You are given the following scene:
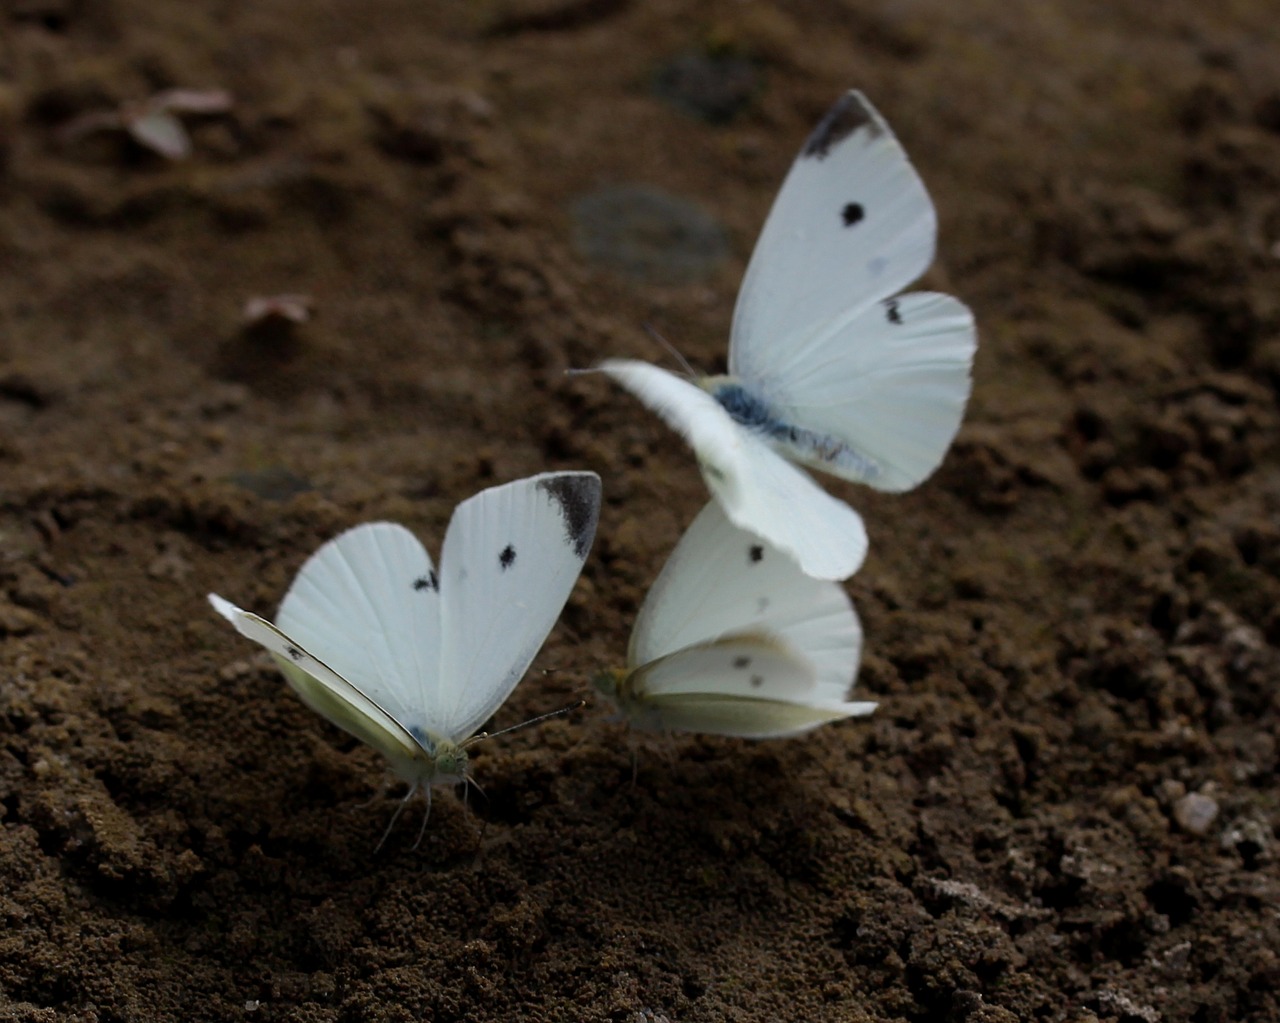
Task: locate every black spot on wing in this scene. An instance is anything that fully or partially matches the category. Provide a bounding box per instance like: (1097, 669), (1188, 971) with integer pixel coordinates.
(499, 544), (516, 570)
(750, 674), (764, 688)
(537, 474), (601, 560)
(842, 202), (864, 227)
(749, 544), (764, 564)
(733, 655), (751, 669)
(885, 299), (902, 325)
(802, 91), (883, 160)
(286, 645), (303, 661)
(412, 570), (439, 592)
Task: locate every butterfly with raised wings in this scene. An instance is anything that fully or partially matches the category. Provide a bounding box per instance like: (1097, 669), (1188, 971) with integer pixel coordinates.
(599, 91), (976, 581)
(208, 471), (602, 844)
(596, 501), (875, 738)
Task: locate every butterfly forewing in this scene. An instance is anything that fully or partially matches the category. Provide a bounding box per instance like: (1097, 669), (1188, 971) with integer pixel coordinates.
(207, 594), (424, 766)
(274, 522), (445, 741)
(635, 637), (816, 700)
(436, 472), (601, 740)
(730, 91), (937, 386)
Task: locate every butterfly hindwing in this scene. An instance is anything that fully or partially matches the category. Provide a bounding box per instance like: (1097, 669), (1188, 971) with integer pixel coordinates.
(763, 291), (976, 491)
(629, 691), (874, 739)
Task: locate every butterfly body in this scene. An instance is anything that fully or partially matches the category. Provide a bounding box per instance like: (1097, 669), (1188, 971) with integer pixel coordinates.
(705, 376), (882, 483)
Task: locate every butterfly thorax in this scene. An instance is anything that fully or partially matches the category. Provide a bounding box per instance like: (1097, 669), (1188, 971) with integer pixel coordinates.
(702, 376), (881, 482)
(592, 667), (626, 703)
(402, 729), (469, 786)
(595, 667), (655, 718)
(594, 666), (667, 731)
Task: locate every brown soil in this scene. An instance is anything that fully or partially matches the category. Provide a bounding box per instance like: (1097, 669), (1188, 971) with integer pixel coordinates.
(2, 2), (1278, 1021)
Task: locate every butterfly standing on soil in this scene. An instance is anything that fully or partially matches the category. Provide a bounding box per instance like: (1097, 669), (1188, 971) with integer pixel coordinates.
(598, 90), (977, 581)
(208, 471), (602, 846)
(595, 501), (875, 738)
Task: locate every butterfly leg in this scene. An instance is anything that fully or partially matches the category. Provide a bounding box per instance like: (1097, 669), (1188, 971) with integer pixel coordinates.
(374, 782), (419, 853)
(410, 784), (433, 851)
(355, 775), (394, 809)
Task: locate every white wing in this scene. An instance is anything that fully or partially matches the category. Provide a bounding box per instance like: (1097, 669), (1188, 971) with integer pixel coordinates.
(599, 359), (867, 580)
(207, 593), (427, 771)
(272, 522), (445, 742)
(631, 501), (862, 702)
(763, 292), (976, 492)
(435, 471), (601, 741)
(730, 90), (938, 384)
(630, 694), (874, 739)
(625, 640), (876, 739)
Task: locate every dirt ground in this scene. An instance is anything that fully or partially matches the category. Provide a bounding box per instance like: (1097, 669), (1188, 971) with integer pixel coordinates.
(1, 1), (1278, 1021)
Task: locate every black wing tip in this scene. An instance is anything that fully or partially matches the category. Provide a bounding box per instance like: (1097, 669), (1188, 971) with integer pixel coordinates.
(801, 90), (886, 160)
(537, 472), (602, 559)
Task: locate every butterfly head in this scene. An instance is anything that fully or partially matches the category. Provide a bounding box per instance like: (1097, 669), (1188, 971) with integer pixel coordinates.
(404, 727), (470, 786)
(595, 666), (653, 720)
(592, 666), (628, 702)
(426, 739), (470, 785)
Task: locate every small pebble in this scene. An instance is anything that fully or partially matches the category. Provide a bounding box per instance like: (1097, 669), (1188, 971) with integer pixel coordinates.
(1173, 792), (1219, 835)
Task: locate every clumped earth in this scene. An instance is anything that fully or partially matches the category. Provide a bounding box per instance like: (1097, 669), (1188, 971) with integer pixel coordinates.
(1, 2), (1278, 1021)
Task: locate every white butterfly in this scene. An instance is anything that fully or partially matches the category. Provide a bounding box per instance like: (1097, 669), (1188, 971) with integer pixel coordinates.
(596, 501), (875, 739)
(599, 90), (976, 580)
(208, 471), (602, 842)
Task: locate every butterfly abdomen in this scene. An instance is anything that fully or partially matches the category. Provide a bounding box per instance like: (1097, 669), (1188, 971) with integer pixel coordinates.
(709, 381), (880, 482)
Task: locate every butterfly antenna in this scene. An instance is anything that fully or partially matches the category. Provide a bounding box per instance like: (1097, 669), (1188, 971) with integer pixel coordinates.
(643, 322), (697, 380)
(411, 785), (433, 851)
(463, 700), (586, 745)
(375, 782), (418, 854)
(458, 775), (489, 851)
(564, 324), (695, 379)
